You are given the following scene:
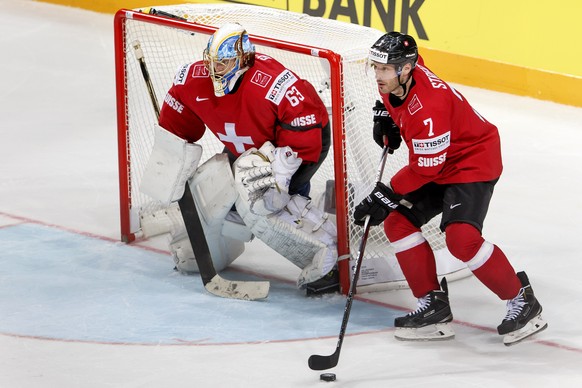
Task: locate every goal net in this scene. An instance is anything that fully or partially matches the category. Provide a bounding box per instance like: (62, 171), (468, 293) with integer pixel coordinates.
(114, 3), (469, 293)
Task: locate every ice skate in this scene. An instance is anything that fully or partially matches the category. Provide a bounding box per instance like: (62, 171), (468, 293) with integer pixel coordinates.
(498, 271), (547, 346)
(305, 269), (340, 296)
(394, 278), (455, 341)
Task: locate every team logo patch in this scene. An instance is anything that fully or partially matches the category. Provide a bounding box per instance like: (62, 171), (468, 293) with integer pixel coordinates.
(251, 70), (272, 88)
(256, 54), (272, 61)
(192, 64), (208, 78)
(174, 64), (191, 85)
(412, 131), (451, 155)
(266, 70), (298, 105)
(408, 94), (422, 115)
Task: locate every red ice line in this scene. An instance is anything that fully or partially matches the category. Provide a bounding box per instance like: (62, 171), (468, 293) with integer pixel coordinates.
(0, 210), (579, 353)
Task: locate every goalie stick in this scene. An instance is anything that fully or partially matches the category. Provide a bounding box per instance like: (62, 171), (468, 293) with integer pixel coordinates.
(132, 40), (269, 301)
(308, 146), (392, 371)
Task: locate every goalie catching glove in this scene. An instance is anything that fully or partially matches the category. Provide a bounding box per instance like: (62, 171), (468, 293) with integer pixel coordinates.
(234, 141), (302, 215)
(373, 100), (402, 151)
(353, 182), (402, 226)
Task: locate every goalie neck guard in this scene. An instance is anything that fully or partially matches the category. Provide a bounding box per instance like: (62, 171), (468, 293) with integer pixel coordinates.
(203, 23), (256, 97)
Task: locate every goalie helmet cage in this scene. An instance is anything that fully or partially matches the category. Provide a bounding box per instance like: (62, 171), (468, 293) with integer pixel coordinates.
(114, 4), (469, 294)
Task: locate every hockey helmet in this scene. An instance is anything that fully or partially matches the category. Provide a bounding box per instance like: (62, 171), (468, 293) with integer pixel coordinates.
(204, 23), (256, 97)
(369, 31), (418, 73)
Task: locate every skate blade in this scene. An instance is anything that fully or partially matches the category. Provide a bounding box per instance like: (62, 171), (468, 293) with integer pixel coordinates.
(503, 314), (548, 346)
(394, 323), (455, 341)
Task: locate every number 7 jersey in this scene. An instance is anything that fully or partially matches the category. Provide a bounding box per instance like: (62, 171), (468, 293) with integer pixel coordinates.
(381, 56), (503, 195)
(159, 53), (330, 164)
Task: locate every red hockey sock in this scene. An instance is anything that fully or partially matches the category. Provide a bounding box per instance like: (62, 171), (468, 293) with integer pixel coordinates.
(446, 223), (521, 300)
(385, 212), (439, 298)
(472, 245), (522, 300)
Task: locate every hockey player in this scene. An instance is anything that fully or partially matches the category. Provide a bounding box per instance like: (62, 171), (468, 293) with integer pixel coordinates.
(353, 31), (547, 345)
(148, 23), (338, 295)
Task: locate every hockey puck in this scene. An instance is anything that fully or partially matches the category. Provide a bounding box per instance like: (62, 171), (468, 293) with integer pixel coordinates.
(320, 373), (336, 382)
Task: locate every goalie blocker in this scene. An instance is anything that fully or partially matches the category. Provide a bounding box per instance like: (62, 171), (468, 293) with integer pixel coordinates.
(140, 125), (252, 273)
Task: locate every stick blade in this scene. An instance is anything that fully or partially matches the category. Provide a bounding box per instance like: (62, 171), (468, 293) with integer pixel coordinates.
(204, 275), (270, 301)
(308, 352), (339, 371)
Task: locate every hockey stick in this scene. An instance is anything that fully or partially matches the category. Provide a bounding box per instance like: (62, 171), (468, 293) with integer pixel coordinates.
(146, 7), (188, 21)
(132, 40), (269, 300)
(308, 146), (392, 370)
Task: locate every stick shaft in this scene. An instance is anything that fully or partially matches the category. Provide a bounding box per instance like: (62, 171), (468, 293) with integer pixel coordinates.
(308, 146), (391, 370)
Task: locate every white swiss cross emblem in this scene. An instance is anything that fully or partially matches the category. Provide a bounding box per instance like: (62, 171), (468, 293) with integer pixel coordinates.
(217, 123), (254, 153)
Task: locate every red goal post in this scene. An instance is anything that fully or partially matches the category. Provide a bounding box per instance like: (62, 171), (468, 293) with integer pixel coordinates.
(114, 4), (468, 293)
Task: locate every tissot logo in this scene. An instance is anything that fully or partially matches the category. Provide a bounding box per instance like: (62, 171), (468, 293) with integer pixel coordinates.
(369, 49), (388, 63)
(266, 70), (297, 105)
(412, 132), (450, 154)
(174, 64), (190, 85)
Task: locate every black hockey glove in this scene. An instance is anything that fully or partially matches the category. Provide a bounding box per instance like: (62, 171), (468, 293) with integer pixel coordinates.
(353, 182), (403, 226)
(372, 100), (402, 151)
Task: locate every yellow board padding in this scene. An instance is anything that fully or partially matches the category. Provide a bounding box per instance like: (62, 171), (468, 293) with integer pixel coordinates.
(422, 48), (582, 108)
(37, 0), (223, 14)
(37, 0), (582, 108)
(411, 0), (582, 79)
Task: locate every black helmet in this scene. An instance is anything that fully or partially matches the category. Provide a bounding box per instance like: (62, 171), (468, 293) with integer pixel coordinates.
(369, 32), (418, 70)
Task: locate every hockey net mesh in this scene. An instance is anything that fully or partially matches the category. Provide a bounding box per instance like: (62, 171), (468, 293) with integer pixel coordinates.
(116, 4), (465, 290)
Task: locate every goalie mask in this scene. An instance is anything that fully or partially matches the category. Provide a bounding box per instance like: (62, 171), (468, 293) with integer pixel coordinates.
(368, 31), (418, 75)
(203, 23), (256, 97)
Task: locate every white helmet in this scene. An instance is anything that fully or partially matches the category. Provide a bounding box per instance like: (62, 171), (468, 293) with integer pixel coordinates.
(203, 23), (255, 97)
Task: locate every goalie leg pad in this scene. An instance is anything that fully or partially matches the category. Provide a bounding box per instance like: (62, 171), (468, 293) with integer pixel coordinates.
(170, 154), (250, 273)
(170, 233), (245, 273)
(140, 124), (203, 205)
(139, 203), (183, 238)
(235, 193), (338, 288)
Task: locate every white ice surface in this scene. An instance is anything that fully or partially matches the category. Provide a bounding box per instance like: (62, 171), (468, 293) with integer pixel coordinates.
(1, 1), (582, 387)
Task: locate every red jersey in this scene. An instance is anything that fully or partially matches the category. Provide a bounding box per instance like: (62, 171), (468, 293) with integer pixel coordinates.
(381, 56), (503, 195)
(158, 53), (329, 163)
